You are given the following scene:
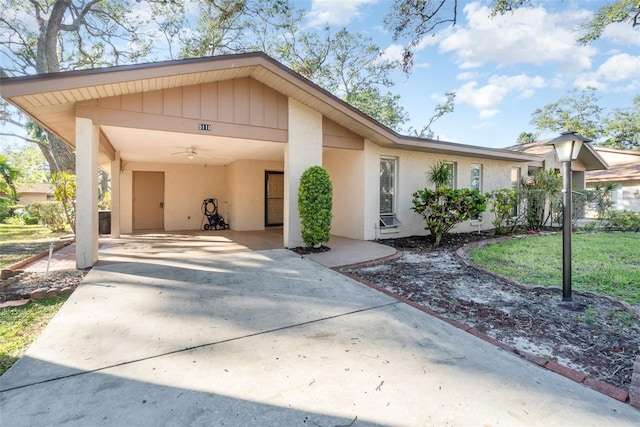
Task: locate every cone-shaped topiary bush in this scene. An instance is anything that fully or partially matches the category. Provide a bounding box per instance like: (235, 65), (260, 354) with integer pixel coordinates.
(298, 166), (333, 248)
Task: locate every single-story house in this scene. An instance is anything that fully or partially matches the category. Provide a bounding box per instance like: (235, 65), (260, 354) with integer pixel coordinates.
(505, 139), (608, 193)
(586, 147), (640, 212)
(15, 183), (54, 205)
(1, 52), (540, 268)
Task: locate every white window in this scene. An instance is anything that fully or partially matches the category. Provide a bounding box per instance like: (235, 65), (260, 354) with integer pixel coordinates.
(380, 157), (401, 228)
(511, 167), (521, 216)
(470, 164), (482, 220)
(444, 161), (456, 189)
(470, 164), (482, 192)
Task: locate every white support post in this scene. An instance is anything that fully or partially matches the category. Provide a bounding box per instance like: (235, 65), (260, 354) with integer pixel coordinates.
(284, 99), (323, 248)
(110, 151), (121, 238)
(76, 117), (99, 268)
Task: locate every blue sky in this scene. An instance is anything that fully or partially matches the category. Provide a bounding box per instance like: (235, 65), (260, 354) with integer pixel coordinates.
(300, 0), (640, 148)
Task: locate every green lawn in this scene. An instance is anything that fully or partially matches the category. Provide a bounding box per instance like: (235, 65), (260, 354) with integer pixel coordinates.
(0, 297), (68, 376)
(468, 232), (640, 305)
(0, 224), (70, 268)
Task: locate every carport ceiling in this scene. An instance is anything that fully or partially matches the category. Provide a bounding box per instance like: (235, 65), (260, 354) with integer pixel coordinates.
(102, 126), (285, 166)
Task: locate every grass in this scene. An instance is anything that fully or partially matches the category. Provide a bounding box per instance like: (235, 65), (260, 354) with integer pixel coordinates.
(0, 297), (68, 376)
(0, 223), (70, 269)
(468, 232), (640, 305)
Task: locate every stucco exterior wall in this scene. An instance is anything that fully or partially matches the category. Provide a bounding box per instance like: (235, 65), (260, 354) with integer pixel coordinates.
(322, 148), (365, 240)
(363, 140), (529, 240)
(587, 180), (640, 213)
(119, 162), (228, 233)
(226, 159), (284, 231)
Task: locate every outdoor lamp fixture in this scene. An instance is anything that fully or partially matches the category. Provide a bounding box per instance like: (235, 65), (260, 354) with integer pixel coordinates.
(545, 131), (591, 303)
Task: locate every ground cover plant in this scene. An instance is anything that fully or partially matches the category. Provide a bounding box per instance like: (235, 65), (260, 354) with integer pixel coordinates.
(0, 297), (67, 376)
(468, 232), (640, 305)
(0, 224), (70, 269)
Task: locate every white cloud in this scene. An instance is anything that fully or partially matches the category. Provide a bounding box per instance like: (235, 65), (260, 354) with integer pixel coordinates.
(601, 22), (640, 46)
(479, 109), (499, 119)
(457, 71), (479, 80)
(438, 2), (596, 73)
(456, 74), (546, 110)
(306, 0), (377, 27)
(380, 44), (405, 63)
(574, 53), (640, 91)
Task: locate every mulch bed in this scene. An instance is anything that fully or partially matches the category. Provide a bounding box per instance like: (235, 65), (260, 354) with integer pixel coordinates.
(343, 232), (640, 394)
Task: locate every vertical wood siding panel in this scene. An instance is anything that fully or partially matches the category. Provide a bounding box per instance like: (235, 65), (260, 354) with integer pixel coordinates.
(218, 80), (234, 123)
(277, 94), (288, 130)
(98, 96), (121, 109)
(182, 85), (201, 119)
(163, 87), (183, 117)
(249, 79), (265, 127)
(263, 86), (278, 128)
(201, 82), (218, 121)
(121, 93), (143, 112)
(234, 78), (250, 125)
(143, 91), (163, 114)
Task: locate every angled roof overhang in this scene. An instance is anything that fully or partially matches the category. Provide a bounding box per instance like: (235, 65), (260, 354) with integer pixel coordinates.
(1, 52), (539, 164)
(505, 139), (608, 171)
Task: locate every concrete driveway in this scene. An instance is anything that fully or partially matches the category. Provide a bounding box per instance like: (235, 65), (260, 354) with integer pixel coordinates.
(1, 235), (638, 426)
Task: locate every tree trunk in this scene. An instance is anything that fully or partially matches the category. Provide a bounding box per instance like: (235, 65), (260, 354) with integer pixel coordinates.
(48, 131), (75, 173)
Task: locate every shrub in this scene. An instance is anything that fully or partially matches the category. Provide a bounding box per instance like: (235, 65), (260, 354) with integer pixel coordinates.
(28, 201), (67, 231)
(485, 188), (522, 235)
(298, 166), (333, 248)
(519, 169), (562, 230)
(52, 172), (76, 233)
(412, 188), (486, 245)
(604, 210), (640, 232)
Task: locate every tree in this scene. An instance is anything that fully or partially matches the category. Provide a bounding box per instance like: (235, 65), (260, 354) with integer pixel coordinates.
(516, 131), (538, 145)
(0, 155), (20, 203)
(530, 88), (603, 141)
(409, 92), (456, 139)
(578, 0), (640, 45)
(1, 0), (157, 173)
(601, 96), (640, 150)
(385, 0), (639, 71)
(4, 144), (50, 184)
(298, 166), (333, 248)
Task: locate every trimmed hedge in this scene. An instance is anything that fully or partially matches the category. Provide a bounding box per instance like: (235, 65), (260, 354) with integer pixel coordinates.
(298, 166), (333, 248)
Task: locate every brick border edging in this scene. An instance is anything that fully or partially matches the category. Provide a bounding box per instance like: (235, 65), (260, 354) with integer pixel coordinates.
(335, 248), (635, 407)
(8, 240), (74, 271)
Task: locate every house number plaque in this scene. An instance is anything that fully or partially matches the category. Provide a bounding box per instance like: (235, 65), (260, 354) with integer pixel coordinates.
(198, 123), (212, 131)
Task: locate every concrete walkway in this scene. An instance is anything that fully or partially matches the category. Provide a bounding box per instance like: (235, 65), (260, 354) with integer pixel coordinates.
(1, 233), (638, 426)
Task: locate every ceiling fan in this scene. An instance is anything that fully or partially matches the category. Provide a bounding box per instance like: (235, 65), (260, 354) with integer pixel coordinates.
(171, 147), (211, 160)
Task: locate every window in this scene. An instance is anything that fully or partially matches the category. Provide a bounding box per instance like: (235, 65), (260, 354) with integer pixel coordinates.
(470, 164), (482, 220)
(511, 167), (521, 216)
(470, 164), (482, 192)
(444, 161), (456, 189)
(380, 157), (401, 228)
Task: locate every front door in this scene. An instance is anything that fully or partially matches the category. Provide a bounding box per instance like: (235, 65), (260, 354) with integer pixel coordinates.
(265, 171), (284, 226)
(133, 171), (164, 230)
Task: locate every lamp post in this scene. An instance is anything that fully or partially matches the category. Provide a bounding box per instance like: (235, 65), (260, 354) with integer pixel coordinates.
(545, 131), (590, 302)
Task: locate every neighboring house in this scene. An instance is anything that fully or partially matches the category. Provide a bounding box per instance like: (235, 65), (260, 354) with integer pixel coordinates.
(15, 183), (54, 205)
(586, 147), (640, 213)
(505, 139), (608, 194)
(505, 139), (608, 220)
(1, 52), (538, 268)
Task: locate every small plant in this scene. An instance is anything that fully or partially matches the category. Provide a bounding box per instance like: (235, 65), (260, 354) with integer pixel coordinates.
(587, 183), (619, 219)
(52, 172), (76, 233)
(603, 210), (640, 232)
(412, 188), (486, 246)
(28, 201), (67, 231)
(298, 166), (333, 248)
(485, 188), (522, 235)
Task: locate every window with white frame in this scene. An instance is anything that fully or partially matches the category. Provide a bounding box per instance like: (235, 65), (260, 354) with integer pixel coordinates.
(380, 157), (401, 228)
(511, 167), (521, 216)
(470, 164), (482, 220)
(470, 164), (482, 192)
(444, 161), (456, 189)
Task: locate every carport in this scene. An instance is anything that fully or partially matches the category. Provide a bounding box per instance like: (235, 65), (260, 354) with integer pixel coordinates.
(0, 53), (370, 268)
